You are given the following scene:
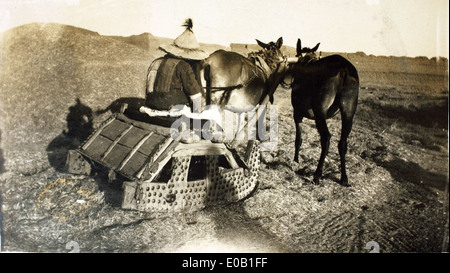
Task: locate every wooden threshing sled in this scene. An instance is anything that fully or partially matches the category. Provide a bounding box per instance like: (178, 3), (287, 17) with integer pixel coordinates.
(65, 108), (260, 212)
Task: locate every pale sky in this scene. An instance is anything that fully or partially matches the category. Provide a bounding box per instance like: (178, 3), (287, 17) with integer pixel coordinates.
(1, 0), (448, 58)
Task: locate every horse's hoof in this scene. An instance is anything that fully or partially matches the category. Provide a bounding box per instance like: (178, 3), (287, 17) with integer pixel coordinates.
(295, 167), (307, 175)
(340, 179), (351, 187)
(294, 157), (299, 163)
(312, 176), (321, 185)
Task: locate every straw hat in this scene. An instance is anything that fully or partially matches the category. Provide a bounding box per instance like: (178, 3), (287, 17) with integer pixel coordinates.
(159, 18), (209, 60)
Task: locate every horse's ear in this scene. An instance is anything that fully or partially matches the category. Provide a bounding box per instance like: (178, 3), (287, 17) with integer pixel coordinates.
(311, 43), (320, 52)
(296, 39), (302, 56)
(256, 39), (268, 49)
(275, 37), (283, 48)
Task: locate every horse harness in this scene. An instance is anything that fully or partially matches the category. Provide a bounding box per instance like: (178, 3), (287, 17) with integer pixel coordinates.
(206, 56), (272, 93)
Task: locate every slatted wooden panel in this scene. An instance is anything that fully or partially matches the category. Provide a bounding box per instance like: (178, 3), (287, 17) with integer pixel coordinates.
(80, 115), (175, 180)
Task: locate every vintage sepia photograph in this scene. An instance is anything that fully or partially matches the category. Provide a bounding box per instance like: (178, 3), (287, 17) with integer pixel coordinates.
(0, 0), (448, 256)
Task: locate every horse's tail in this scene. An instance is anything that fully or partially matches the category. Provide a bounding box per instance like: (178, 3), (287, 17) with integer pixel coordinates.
(341, 61), (359, 93)
(348, 62), (359, 84)
(95, 107), (110, 116)
(200, 61), (211, 105)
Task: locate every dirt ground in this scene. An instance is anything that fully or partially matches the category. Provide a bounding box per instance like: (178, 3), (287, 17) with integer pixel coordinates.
(0, 83), (447, 253)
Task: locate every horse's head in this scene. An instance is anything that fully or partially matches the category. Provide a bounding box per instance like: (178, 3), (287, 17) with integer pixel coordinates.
(249, 37), (293, 104)
(296, 38), (320, 65)
(249, 37), (285, 71)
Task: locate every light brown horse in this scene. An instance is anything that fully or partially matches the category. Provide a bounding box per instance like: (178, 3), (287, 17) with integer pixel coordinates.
(200, 37), (291, 112)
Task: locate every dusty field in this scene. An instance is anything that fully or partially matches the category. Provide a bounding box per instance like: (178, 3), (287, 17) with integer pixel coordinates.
(0, 23), (448, 253)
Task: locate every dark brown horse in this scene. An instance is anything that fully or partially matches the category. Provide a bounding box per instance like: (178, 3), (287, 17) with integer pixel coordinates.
(290, 39), (359, 187)
(200, 37), (291, 112)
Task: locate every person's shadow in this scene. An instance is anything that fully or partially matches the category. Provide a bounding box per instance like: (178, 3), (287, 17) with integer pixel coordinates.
(46, 97), (146, 207)
(46, 98), (94, 172)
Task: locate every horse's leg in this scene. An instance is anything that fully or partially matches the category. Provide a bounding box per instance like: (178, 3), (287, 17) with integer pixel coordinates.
(338, 117), (351, 187)
(313, 117), (331, 184)
(293, 110), (303, 163)
(338, 89), (358, 187)
(312, 81), (337, 184)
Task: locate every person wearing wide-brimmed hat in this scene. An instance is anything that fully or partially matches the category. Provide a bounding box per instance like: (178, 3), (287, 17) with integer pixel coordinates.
(145, 18), (208, 113)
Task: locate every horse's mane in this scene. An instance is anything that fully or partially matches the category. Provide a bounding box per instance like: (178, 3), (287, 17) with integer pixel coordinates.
(247, 49), (280, 71)
(298, 52), (319, 66)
